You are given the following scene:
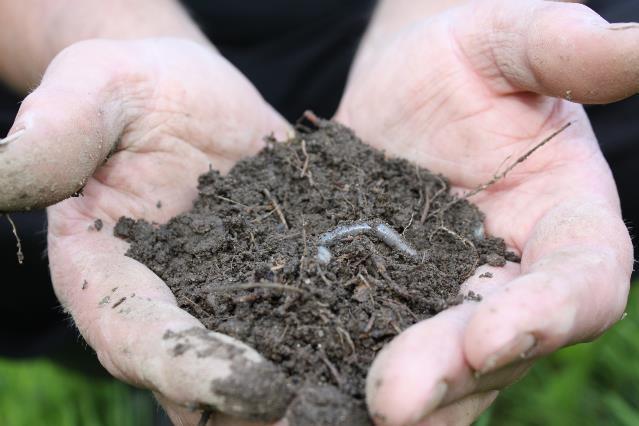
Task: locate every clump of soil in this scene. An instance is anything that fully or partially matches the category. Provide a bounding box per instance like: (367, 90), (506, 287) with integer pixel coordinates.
(115, 119), (516, 425)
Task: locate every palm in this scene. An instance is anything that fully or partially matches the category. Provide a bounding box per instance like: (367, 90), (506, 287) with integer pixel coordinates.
(338, 16), (608, 249)
(37, 39), (289, 425)
(336, 4), (632, 425)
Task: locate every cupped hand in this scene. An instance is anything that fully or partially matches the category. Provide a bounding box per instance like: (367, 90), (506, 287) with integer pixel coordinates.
(0, 38), (291, 425)
(336, 1), (636, 424)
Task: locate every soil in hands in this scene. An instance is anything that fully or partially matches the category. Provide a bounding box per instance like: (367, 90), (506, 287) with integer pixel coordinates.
(114, 118), (517, 426)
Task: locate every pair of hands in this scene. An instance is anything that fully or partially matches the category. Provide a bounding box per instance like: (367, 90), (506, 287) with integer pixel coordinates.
(1, 1), (635, 425)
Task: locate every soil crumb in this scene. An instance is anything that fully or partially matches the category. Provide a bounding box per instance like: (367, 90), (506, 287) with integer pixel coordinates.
(115, 119), (517, 425)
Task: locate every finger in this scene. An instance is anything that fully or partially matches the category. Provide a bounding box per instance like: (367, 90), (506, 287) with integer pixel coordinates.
(455, 0), (639, 103)
(48, 225), (291, 422)
(367, 263), (521, 426)
(0, 40), (135, 211)
(155, 393), (285, 426)
(416, 391), (499, 426)
(0, 38), (289, 212)
(464, 199), (633, 375)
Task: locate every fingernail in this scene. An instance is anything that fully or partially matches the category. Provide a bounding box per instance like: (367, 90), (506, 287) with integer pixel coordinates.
(409, 381), (448, 425)
(480, 333), (536, 375)
(0, 128), (26, 146)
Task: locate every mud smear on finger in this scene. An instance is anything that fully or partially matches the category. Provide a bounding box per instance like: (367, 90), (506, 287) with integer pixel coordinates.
(115, 119), (517, 425)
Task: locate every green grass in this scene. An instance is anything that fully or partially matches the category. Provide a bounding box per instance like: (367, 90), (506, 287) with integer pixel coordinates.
(480, 284), (639, 425)
(1, 286), (637, 426)
(0, 358), (154, 426)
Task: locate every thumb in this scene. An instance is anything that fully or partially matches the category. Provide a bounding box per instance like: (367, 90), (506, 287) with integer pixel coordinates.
(456, 0), (639, 104)
(0, 40), (136, 212)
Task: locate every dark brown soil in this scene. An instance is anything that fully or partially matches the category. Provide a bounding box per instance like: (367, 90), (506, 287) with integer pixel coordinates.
(114, 119), (516, 425)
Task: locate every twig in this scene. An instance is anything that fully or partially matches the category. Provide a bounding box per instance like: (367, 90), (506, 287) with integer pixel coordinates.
(209, 282), (306, 294)
(5, 214), (23, 264)
(428, 122), (572, 219)
(609, 23), (639, 31)
(430, 226), (479, 279)
(300, 139), (314, 186)
(464, 122), (572, 199)
(263, 189), (289, 230)
(402, 212), (415, 235)
(215, 195), (248, 208)
(336, 326), (356, 354)
(303, 110), (320, 125)
(197, 410), (212, 426)
(318, 346), (344, 386)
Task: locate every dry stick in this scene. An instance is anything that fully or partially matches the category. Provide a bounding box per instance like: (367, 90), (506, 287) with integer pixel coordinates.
(465, 122), (572, 199)
(303, 110), (320, 125)
(214, 195), (249, 208)
(263, 189), (289, 230)
(197, 410), (211, 426)
(209, 282), (306, 294)
(430, 226), (479, 279)
(5, 214), (24, 264)
(428, 122), (572, 219)
(420, 175), (447, 224)
(318, 347), (344, 386)
(609, 23), (639, 31)
(300, 140), (310, 178)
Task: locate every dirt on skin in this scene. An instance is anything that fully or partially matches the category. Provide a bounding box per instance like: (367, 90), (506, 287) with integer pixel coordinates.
(114, 118), (517, 425)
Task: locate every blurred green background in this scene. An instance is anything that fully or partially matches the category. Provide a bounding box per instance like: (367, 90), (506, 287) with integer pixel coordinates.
(1, 285), (637, 426)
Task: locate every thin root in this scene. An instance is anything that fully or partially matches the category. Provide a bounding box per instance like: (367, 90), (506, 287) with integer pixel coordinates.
(215, 195), (249, 208)
(318, 346), (343, 386)
(263, 189), (289, 230)
(209, 282), (306, 294)
(5, 214), (23, 264)
(430, 226), (479, 279)
(197, 410), (212, 426)
(428, 122), (572, 219)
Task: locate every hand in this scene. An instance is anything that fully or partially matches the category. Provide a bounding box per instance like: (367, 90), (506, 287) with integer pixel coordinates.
(336, 1), (636, 424)
(0, 38), (291, 425)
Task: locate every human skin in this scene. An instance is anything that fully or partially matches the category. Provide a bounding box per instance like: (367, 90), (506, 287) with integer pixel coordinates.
(336, 0), (637, 424)
(0, 1), (291, 425)
(0, 0), (637, 425)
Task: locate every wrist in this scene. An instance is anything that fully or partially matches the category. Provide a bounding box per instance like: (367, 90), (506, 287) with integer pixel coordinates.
(0, 0), (209, 92)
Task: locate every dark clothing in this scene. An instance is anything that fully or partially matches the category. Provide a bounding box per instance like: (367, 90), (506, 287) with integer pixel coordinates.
(0, 0), (638, 358)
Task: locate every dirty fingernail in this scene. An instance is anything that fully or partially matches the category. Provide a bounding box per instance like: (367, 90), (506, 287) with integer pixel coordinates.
(0, 128), (26, 146)
(480, 333), (536, 375)
(409, 381), (448, 425)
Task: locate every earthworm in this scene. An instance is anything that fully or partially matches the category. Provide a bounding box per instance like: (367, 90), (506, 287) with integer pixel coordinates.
(316, 221), (419, 264)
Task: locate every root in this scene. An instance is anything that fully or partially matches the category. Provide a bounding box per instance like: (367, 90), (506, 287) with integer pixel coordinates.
(430, 226), (479, 279)
(263, 189), (289, 230)
(318, 346), (343, 386)
(5, 214), (23, 264)
(197, 410), (211, 426)
(463, 122), (572, 199)
(303, 110), (320, 125)
(420, 176), (447, 224)
(299, 139), (315, 186)
(609, 23), (639, 31)
(209, 282), (306, 294)
(215, 195), (249, 208)
(427, 122), (572, 220)
(336, 326), (356, 354)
